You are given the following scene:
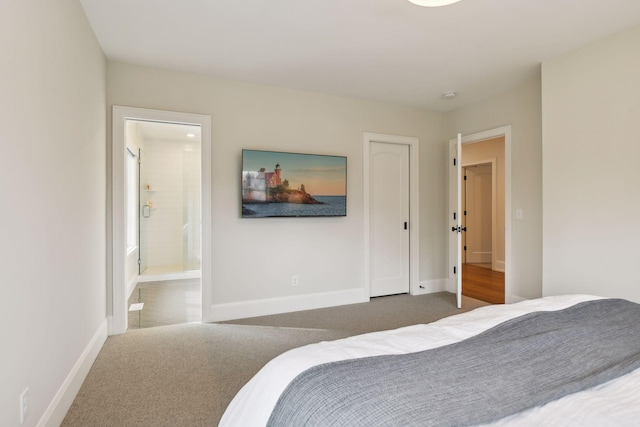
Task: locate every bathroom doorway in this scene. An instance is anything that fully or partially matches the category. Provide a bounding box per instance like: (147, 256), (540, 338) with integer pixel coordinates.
(127, 120), (202, 328)
(111, 106), (212, 335)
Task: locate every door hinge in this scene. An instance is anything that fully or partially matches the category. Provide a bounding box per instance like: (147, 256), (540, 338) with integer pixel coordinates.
(464, 210), (467, 216)
(453, 158), (457, 166)
(137, 258), (141, 265)
(464, 175), (467, 181)
(453, 266), (457, 274)
(453, 212), (456, 220)
(404, 222), (408, 230)
(464, 245), (467, 251)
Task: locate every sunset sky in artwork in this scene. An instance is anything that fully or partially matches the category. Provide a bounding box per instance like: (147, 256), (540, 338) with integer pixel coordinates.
(242, 150), (346, 196)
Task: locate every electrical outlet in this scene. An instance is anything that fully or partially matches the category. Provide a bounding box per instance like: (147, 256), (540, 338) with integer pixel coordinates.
(20, 387), (29, 424)
(291, 275), (299, 286)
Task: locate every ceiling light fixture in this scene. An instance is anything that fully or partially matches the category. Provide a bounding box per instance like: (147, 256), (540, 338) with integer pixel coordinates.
(442, 91), (457, 99)
(186, 133), (195, 138)
(408, 0), (462, 7)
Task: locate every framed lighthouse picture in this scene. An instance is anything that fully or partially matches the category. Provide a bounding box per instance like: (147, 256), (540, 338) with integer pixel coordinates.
(241, 149), (347, 218)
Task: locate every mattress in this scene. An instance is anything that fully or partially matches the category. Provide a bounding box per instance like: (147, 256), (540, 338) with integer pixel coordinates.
(219, 295), (640, 426)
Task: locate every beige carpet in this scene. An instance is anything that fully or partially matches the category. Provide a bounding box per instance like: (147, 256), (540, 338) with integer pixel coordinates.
(63, 292), (488, 426)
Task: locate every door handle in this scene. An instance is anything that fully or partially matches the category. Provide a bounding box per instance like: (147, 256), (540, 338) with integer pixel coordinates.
(451, 226), (467, 233)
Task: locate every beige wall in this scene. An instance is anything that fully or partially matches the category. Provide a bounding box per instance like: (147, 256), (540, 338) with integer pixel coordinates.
(462, 137), (506, 268)
(0, 1), (106, 424)
(107, 62), (449, 314)
(448, 74), (543, 300)
(542, 24), (640, 302)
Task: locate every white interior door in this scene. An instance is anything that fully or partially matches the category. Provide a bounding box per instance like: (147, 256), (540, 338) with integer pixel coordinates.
(461, 168), (467, 264)
(138, 147), (148, 275)
(370, 142), (410, 297)
(448, 134), (462, 308)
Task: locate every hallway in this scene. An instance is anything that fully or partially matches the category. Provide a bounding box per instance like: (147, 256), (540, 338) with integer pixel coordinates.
(462, 263), (505, 304)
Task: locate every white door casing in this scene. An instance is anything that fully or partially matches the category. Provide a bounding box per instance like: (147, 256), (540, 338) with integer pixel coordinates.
(111, 106), (212, 335)
(448, 126), (512, 304)
(363, 133), (419, 299)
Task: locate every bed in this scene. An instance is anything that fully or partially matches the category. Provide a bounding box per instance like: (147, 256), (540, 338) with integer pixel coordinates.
(219, 295), (640, 426)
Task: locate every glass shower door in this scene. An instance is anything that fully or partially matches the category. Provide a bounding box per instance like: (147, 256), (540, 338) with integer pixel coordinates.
(138, 147), (149, 275)
(182, 139), (202, 271)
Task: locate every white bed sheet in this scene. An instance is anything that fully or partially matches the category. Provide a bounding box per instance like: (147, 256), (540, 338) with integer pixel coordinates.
(219, 295), (640, 426)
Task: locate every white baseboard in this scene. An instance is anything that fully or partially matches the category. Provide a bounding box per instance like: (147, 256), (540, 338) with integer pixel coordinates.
(495, 259), (505, 272)
(416, 279), (448, 295)
(467, 252), (492, 264)
(210, 288), (366, 322)
(38, 319), (108, 427)
(508, 294), (527, 304)
(137, 270), (201, 283)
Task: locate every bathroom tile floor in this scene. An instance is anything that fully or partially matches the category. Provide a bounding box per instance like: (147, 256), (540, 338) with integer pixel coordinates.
(127, 279), (201, 330)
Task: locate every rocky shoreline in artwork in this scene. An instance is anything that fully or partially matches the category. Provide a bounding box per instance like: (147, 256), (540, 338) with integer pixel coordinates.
(243, 188), (323, 206)
(242, 188), (324, 216)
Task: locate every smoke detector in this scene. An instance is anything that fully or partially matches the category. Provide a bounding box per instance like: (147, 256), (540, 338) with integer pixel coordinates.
(408, 0), (462, 7)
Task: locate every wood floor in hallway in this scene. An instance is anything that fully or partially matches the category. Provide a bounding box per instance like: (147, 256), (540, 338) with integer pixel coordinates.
(462, 263), (505, 304)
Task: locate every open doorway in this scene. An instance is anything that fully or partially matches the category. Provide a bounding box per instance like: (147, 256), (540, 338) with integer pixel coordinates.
(462, 163), (493, 267)
(449, 126), (511, 306)
(126, 120), (202, 329)
(461, 137), (505, 304)
(111, 106), (212, 336)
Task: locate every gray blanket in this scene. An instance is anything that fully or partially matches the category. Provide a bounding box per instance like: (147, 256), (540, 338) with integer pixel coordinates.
(267, 299), (640, 427)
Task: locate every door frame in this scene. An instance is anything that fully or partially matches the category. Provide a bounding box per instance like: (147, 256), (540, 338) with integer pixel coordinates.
(449, 125), (512, 303)
(110, 106), (212, 335)
(363, 133), (419, 299)
(462, 158), (497, 270)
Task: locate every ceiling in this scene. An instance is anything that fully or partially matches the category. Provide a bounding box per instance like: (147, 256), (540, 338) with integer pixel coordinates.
(135, 120), (201, 144)
(81, 0), (640, 112)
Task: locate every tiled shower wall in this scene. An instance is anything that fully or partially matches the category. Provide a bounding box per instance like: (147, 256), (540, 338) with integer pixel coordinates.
(142, 138), (201, 270)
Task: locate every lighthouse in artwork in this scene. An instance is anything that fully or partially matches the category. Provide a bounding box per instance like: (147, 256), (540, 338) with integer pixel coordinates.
(266, 163), (282, 188)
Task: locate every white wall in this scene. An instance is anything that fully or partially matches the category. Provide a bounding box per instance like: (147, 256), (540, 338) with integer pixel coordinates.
(542, 24), (640, 302)
(447, 74), (543, 300)
(0, 1), (107, 426)
(106, 62), (449, 318)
